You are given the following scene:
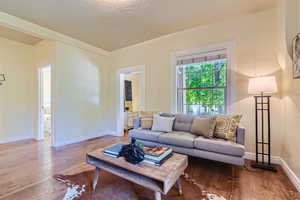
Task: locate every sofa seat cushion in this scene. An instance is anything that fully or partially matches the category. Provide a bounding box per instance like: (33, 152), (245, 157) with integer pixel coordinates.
(129, 129), (162, 142)
(194, 136), (245, 157)
(158, 131), (197, 148)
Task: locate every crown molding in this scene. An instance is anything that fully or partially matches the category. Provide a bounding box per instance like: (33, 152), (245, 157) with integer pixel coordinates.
(0, 11), (110, 56)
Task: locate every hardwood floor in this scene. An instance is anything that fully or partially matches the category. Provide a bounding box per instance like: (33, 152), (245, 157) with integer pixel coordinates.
(0, 136), (299, 200)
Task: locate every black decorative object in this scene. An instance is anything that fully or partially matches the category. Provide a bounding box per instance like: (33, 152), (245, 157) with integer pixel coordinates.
(0, 74), (5, 86)
(124, 80), (133, 101)
(119, 138), (144, 164)
(292, 33), (300, 79)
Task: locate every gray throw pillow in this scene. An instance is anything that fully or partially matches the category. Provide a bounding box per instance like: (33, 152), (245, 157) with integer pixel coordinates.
(191, 116), (217, 138)
(159, 113), (175, 118)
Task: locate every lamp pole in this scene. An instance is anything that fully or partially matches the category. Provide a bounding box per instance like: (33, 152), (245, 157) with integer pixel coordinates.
(251, 93), (277, 172)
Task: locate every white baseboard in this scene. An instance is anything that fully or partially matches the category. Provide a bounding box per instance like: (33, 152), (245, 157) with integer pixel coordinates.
(245, 152), (300, 192)
(280, 159), (300, 192)
(102, 130), (117, 136)
(244, 152), (281, 165)
(0, 135), (33, 144)
(52, 130), (116, 147)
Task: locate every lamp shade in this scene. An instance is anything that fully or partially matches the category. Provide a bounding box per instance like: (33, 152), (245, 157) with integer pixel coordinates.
(248, 76), (278, 94)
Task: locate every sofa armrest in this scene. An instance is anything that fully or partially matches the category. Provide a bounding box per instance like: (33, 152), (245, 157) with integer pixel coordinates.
(133, 117), (142, 129)
(236, 125), (245, 145)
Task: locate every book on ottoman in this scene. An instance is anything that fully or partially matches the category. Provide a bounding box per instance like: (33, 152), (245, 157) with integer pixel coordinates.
(103, 144), (173, 166)
(143, 146), (173, 165)
(143, 152), (173, 166)
(103, 143), (124, 157)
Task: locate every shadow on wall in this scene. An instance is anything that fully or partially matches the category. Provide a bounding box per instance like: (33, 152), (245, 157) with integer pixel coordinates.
(228, 67), (283, 155)
(83, 49), (115, 132)
(229, 67), (283, 103)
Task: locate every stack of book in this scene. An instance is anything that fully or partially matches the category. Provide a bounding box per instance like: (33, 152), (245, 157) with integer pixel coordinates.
(143, 146), (172, 166)
(103, 143), (124, 158)
(103, 144), (173, 166)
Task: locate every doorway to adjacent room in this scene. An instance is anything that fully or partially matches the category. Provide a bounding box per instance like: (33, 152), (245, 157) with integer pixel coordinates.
(116, 66), (145, 136)
(37, 65), (53, 144)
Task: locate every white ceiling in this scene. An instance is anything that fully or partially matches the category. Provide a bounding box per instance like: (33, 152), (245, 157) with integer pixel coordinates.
(0, 0), (276, 51)
(0, 25), (42, 45)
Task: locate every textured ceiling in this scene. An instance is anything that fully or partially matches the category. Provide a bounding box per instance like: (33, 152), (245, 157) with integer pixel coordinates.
(0, 25), (42, 45)
(0, 0), (276, 51)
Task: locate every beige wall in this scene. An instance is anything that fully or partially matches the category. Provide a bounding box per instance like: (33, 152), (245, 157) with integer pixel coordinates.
(0, 38), (113, 146)
(278, 0), (300, 180)
(111, 9), (283, 155)
(52, 41), (113, 146)
(0, 36), (113, 146)
(33, 40), (114, 146)
(125, 73), (142, 112)
(0, 37), (35, 143)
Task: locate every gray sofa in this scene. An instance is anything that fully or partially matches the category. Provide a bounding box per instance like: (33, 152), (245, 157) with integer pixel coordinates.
(129, 114), (246, 166)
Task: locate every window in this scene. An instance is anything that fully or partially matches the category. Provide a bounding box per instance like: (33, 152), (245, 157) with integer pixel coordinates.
(176, 49), (228, 116)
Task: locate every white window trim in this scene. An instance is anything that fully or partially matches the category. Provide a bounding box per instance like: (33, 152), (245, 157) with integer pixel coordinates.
(170, 42), (236, 114)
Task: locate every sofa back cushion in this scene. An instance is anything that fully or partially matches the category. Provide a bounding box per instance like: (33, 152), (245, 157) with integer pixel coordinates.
(159, 113), (175, 118)
(173, 114), (195, 132)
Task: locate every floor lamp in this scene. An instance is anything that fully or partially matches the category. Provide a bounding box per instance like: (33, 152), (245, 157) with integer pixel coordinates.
(248, 76), (278, 172)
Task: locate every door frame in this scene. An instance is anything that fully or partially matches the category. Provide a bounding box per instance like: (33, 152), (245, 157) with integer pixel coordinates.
(37, 65), (54, 145)
(116, 65), (145, 136)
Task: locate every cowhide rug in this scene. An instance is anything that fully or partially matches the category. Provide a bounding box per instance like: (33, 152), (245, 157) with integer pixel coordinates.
(54, 169), (230, 200)
(54, 159), (234, 200)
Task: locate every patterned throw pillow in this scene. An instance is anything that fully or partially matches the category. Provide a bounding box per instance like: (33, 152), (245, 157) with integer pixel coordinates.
(191, 116), (216, 138)
(214, 114), (242, 142)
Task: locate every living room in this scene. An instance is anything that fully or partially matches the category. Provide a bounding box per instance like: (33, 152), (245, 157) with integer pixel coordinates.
(0, 0), (300, 199)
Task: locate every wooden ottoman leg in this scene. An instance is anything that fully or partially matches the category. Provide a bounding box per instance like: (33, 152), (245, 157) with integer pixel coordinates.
(93, 167), (101, 190)
(176, 179), (183, 196)
(154, 192), (161, 200)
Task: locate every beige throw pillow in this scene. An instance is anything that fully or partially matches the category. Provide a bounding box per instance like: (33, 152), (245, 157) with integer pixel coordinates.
(141, 118), (153, 129)
(191, 117), (216, 138)
(214, 114), (242, 142)
(140, 111), (158, 118)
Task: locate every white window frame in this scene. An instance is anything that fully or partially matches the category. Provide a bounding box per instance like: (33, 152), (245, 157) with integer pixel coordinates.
(170, 42), (236, 114)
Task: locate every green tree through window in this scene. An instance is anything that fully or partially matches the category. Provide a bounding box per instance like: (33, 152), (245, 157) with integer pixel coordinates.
(177, 59), (227, 115)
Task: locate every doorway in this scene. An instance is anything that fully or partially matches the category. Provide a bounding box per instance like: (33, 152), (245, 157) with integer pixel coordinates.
(116, 66), (145, 136)
(38, 66), (52, 143)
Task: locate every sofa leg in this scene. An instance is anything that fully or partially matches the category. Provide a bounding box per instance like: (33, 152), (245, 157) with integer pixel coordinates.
(231, 165), (240, 179)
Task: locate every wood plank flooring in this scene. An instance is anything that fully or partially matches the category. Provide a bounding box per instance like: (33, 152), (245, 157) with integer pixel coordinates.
(0, 136), (299, 200)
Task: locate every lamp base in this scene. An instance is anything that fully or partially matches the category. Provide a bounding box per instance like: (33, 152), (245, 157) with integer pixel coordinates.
(251, 161), (277, 172)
